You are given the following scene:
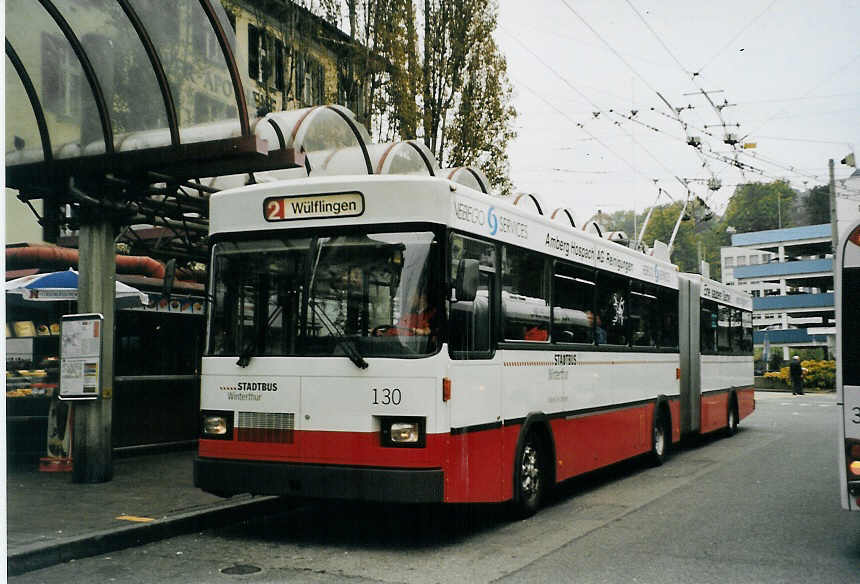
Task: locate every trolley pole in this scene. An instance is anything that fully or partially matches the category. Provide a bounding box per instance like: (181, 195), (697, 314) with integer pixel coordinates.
(72, 212), (116, 483)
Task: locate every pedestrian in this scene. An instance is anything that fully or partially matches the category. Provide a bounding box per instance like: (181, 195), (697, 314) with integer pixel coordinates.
(790, 355), (804, 395)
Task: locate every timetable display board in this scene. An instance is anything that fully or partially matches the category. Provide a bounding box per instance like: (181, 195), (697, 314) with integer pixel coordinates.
(59, 314), (103, 400)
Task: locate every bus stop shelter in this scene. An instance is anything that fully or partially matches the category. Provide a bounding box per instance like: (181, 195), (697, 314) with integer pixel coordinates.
(5, 0), (303, 483)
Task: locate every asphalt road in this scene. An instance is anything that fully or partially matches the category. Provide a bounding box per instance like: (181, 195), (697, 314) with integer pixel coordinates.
(11, 392), (859, 584)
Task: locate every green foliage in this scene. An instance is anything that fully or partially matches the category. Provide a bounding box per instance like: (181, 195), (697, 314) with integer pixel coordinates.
(638, 202), (698, 272)
(800, 185), (831, 225)
(769, 352), (785, 372)
(763, 360), (835, 389)
(722, 181), (797, 233)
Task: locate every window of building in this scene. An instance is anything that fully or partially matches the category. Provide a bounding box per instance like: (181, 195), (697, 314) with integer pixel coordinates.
(296, 54), (326, 105)
(502, 246), (549, 341)
(193, 14), (222, 63)
(552, 263), (594, 344)
(750, 255), (759, 265)
(41, 33), (82, 119)
(737, 256), (746, 266)
(193, 93), (233, 125)
(248, 24), (276, 85)
(275, 43), (285, 92)
(724, 256), (734, 267)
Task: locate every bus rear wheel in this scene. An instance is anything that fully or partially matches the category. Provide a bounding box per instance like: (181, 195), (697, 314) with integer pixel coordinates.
(725, 399), (739, 437)
(512, 433), (545, 518)
(650, 412), (668, 466)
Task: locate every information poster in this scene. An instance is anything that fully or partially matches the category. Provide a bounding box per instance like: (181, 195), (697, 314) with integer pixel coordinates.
(59, 313), (103, 400)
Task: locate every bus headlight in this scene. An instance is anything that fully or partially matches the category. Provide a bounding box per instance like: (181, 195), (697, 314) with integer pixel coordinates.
(380, 417), (425, 448)
(391, 422), (419, 442)
(201, 410), (233, 440)
(204, 416), (227, 435)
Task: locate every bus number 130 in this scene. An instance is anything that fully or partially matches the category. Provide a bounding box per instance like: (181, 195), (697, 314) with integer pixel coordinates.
(372, 387), (402, 406)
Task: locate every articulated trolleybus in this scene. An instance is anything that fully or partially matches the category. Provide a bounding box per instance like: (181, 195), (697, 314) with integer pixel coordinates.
(837, 220), (860, 511)
(195, 174), (754, 515)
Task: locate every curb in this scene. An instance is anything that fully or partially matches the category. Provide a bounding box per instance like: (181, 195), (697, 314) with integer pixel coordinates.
(7, 495), (284, 576)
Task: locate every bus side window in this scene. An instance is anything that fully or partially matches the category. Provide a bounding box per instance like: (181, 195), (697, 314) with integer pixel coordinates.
(449, 234), (495, 358)
(700, 299), (717, 353)
(596, 272), (629, 346)
(552, 263), (595, 344)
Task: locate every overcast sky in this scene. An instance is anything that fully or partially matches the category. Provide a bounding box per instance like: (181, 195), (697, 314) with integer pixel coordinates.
(494, 0), (859, 225)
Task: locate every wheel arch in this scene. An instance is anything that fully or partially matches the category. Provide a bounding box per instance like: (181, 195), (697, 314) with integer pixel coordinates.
(655, 394), (673, 439)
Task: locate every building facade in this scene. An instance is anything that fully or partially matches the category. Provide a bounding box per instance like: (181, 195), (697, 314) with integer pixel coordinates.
(721, 224), (835, 361)
(223, 0), (363, 118)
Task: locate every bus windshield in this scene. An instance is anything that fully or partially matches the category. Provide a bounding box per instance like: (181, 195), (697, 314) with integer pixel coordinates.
(208, 230), (442, 360)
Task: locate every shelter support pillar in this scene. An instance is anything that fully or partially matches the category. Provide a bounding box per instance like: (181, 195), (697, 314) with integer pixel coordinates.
(72, 215), (116, 483)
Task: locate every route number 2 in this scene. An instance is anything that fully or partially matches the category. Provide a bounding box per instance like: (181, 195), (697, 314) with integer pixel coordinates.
(372, 387), (401, 406)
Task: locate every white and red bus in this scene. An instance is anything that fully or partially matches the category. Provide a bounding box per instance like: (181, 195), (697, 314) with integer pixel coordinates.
(194, 172), (754, 515)
(837, 220), (860, 511)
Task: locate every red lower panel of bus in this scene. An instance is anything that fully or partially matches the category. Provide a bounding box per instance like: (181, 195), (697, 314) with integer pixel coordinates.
(700, 391), (730, 434)
(199, 398), (683, 503)
(551, 402), (662, 483)
(700, 387), (755, 434)
(737, 387), (755, 420)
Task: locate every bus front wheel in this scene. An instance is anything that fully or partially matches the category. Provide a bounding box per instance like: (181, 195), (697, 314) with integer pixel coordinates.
(512, 433), (545, 518)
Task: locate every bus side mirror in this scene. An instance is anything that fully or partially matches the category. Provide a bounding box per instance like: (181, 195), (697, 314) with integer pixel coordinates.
(455, 259), (479, 302)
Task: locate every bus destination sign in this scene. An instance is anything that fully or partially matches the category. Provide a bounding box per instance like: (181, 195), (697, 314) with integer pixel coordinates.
(264, 192), (365, 222)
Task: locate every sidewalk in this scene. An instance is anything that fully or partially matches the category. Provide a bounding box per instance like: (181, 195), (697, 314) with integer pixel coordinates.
(6, 449), (283, 576)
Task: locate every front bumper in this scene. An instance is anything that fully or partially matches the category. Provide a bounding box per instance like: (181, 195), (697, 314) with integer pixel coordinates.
(194, 456), (444, 503)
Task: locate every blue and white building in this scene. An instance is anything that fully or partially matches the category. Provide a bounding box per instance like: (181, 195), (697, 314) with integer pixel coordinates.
(721, 224), (834, 360)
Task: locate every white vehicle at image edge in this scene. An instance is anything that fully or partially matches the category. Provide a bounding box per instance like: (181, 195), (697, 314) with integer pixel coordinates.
(836, 220), (860, 511)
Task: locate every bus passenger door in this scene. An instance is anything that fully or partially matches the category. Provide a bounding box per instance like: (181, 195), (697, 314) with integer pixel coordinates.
(447, 254), (503, 502)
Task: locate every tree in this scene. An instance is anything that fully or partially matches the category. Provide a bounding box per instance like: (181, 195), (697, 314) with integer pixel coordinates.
(800, 185), (830, 226)
(293, 1), (518, 194)
(328, 1), (421, 141)
(446, 23), (516, 194)
(422, 0), (517, 194)
(639, 202), (698, 272)
(589, 209), (637, 236)
(722, 181), (798, 233)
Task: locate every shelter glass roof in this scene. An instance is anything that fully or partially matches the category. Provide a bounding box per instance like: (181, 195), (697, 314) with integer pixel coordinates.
(5, 0), (249, 167)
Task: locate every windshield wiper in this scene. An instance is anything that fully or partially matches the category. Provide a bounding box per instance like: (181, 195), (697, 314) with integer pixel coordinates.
(309, 300), (369, 370)
(237, 304), (284, 368)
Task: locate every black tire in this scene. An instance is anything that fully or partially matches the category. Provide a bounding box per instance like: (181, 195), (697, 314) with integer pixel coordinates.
(512, 433), (545, 518)
(650, 411), (668, 466)
(725, 399), (739, 437)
